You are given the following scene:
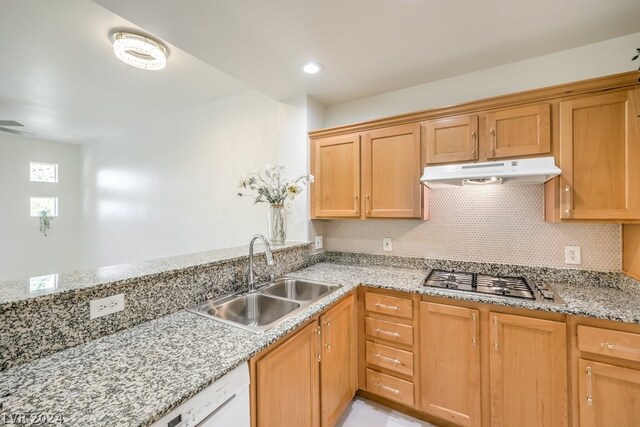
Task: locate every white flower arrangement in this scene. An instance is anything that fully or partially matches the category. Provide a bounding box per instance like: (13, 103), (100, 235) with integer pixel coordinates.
(237, 164), (314, 204)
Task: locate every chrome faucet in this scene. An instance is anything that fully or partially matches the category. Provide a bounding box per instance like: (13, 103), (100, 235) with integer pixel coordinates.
(247, 234), (274, 292)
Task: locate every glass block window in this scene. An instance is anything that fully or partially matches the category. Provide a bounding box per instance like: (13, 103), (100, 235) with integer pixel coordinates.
(30, 162), (58, 183)
(30, 197), (58, 217)
(29, 274), (59, 292)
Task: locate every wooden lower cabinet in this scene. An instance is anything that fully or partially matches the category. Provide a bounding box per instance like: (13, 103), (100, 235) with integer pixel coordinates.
(320, 294), (357, 427)
(569, 316), (640, 427)
(577, 359), (640, 427)
(489, 312), (567, 427)
(419, 302), (481, 427)
(250, 288), (640, 427)
(254, 320), (320, 427)
(251, 293), (355, 427)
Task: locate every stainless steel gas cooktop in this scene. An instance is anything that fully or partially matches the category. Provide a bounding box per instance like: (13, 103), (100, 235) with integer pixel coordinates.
(424, 269), (564, 304)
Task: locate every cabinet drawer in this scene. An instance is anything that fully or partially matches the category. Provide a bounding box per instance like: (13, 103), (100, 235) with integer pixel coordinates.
(578, 325), (640, 363)
(366, 368), (415, 407)
(365, 317), (413, 346)
(365, 292), (413, 319)
(365, 341), (414, 377)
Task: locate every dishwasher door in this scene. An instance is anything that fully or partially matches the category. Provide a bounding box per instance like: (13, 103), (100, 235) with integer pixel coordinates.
(152, 363), (250, 427)
(199, 387), (250, 426)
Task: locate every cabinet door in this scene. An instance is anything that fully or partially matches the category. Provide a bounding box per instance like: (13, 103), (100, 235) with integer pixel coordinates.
(578, 359), (640, 427)
(420, 302), (481, 427)
(425, 114), (479, 164)
(320, 295), (356, 427)
(559, 89), (640, 220)
(486, 103), (551, 159)
(489, 312), (567, 427)
(312, 134), (360, 218)
(255, 321), (320, 427)
(362, 124), (422, 218)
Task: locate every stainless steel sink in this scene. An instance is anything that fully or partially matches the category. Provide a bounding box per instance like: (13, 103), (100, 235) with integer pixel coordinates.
(260, 278), (341, 301)
(189, 277), (342, 333)
(189, 293), (301, 332)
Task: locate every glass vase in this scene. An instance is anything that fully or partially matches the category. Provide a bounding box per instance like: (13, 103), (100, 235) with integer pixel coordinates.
(268, 203), (287, 245)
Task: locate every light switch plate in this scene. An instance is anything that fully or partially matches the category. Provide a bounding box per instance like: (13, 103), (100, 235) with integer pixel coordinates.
(315, 235), (323, 250)
(90, 294), (125, 320)
(383, 237), (392, 252)
(564, 246), (581, 265)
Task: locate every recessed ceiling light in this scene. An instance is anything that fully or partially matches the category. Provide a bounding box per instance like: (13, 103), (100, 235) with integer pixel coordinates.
(302, 61), (323, 74)
(112, 32), (168, 71)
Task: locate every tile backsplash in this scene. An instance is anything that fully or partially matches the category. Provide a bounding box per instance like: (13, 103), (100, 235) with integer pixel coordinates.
(319, 185), (621, 272)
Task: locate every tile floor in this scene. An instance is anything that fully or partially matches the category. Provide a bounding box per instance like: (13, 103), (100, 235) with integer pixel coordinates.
(337, 397), (437, 427)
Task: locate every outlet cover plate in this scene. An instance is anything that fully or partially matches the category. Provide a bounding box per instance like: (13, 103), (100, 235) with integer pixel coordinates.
(90, 294), (125, 320)
(315, 236), (323, 250)
(383, 237), (392, 252)
(564, 246), (581, 265)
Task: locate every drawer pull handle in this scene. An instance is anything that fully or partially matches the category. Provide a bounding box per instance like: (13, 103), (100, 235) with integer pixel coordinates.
(375, 353), (401, 365)
(375, 328), (400, 337)
(375, 302), (399, 311)
(375, 382), (401, 395)
(600, 342), (640, 354)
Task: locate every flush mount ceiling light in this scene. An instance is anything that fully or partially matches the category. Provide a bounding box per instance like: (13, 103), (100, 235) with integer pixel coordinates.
(301, 61), (323, 74)
(112, 32), (167, 71)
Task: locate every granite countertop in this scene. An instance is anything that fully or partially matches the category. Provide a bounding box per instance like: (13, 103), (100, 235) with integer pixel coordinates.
(0, 242), (308, 305)
(2, 261), (639, 426)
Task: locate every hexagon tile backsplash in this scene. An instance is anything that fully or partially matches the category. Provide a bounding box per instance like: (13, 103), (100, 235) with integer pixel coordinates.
(320, 185), (621, 272)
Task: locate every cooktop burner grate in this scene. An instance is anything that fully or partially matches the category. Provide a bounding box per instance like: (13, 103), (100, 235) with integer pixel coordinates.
(424, 269), (563, 304)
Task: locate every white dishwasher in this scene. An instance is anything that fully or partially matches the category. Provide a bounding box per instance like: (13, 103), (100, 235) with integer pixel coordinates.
(152, 363), (250, 427)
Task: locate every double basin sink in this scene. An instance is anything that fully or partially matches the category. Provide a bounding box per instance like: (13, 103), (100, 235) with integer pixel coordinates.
(188, 278), (342, 332)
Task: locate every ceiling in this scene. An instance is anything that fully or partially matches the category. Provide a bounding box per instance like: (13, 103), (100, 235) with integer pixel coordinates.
(93, 0), (640, 105)
(0, 0), (246, 143)
(1, 0), (639, 143)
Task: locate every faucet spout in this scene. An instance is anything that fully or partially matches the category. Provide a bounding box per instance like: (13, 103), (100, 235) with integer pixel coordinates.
(247, 234), (274, 293)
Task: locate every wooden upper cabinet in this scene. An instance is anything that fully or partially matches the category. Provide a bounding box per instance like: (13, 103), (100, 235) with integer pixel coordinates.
(578, 359), (640, 427)
(362, 124), (422, 218)
(559, 89), (640, 221)
(420, 302), (481, 427)
(254, 321), (320, 427)
(311, 134), (361, 218)
(320, 295), (356, 427)
(425, 115), (479, 164)
(489, 312), (567, 427)
(485, 103), (551, 159)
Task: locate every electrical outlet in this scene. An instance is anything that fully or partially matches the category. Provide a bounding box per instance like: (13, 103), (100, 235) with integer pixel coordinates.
(90, 294), (125, 319)
(315, 235), (323, 250)
(383, 237), (392, 252)
(564, 246), (581, 265)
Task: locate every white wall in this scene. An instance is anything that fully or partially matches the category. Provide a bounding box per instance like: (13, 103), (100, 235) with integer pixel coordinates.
(0, 133), (82, 281)
(83, 90), (310, 268)
(324, 32), (640, 127)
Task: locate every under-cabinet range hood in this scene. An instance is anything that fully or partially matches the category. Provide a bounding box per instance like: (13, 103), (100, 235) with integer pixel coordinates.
(420, 156), (561, 188)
